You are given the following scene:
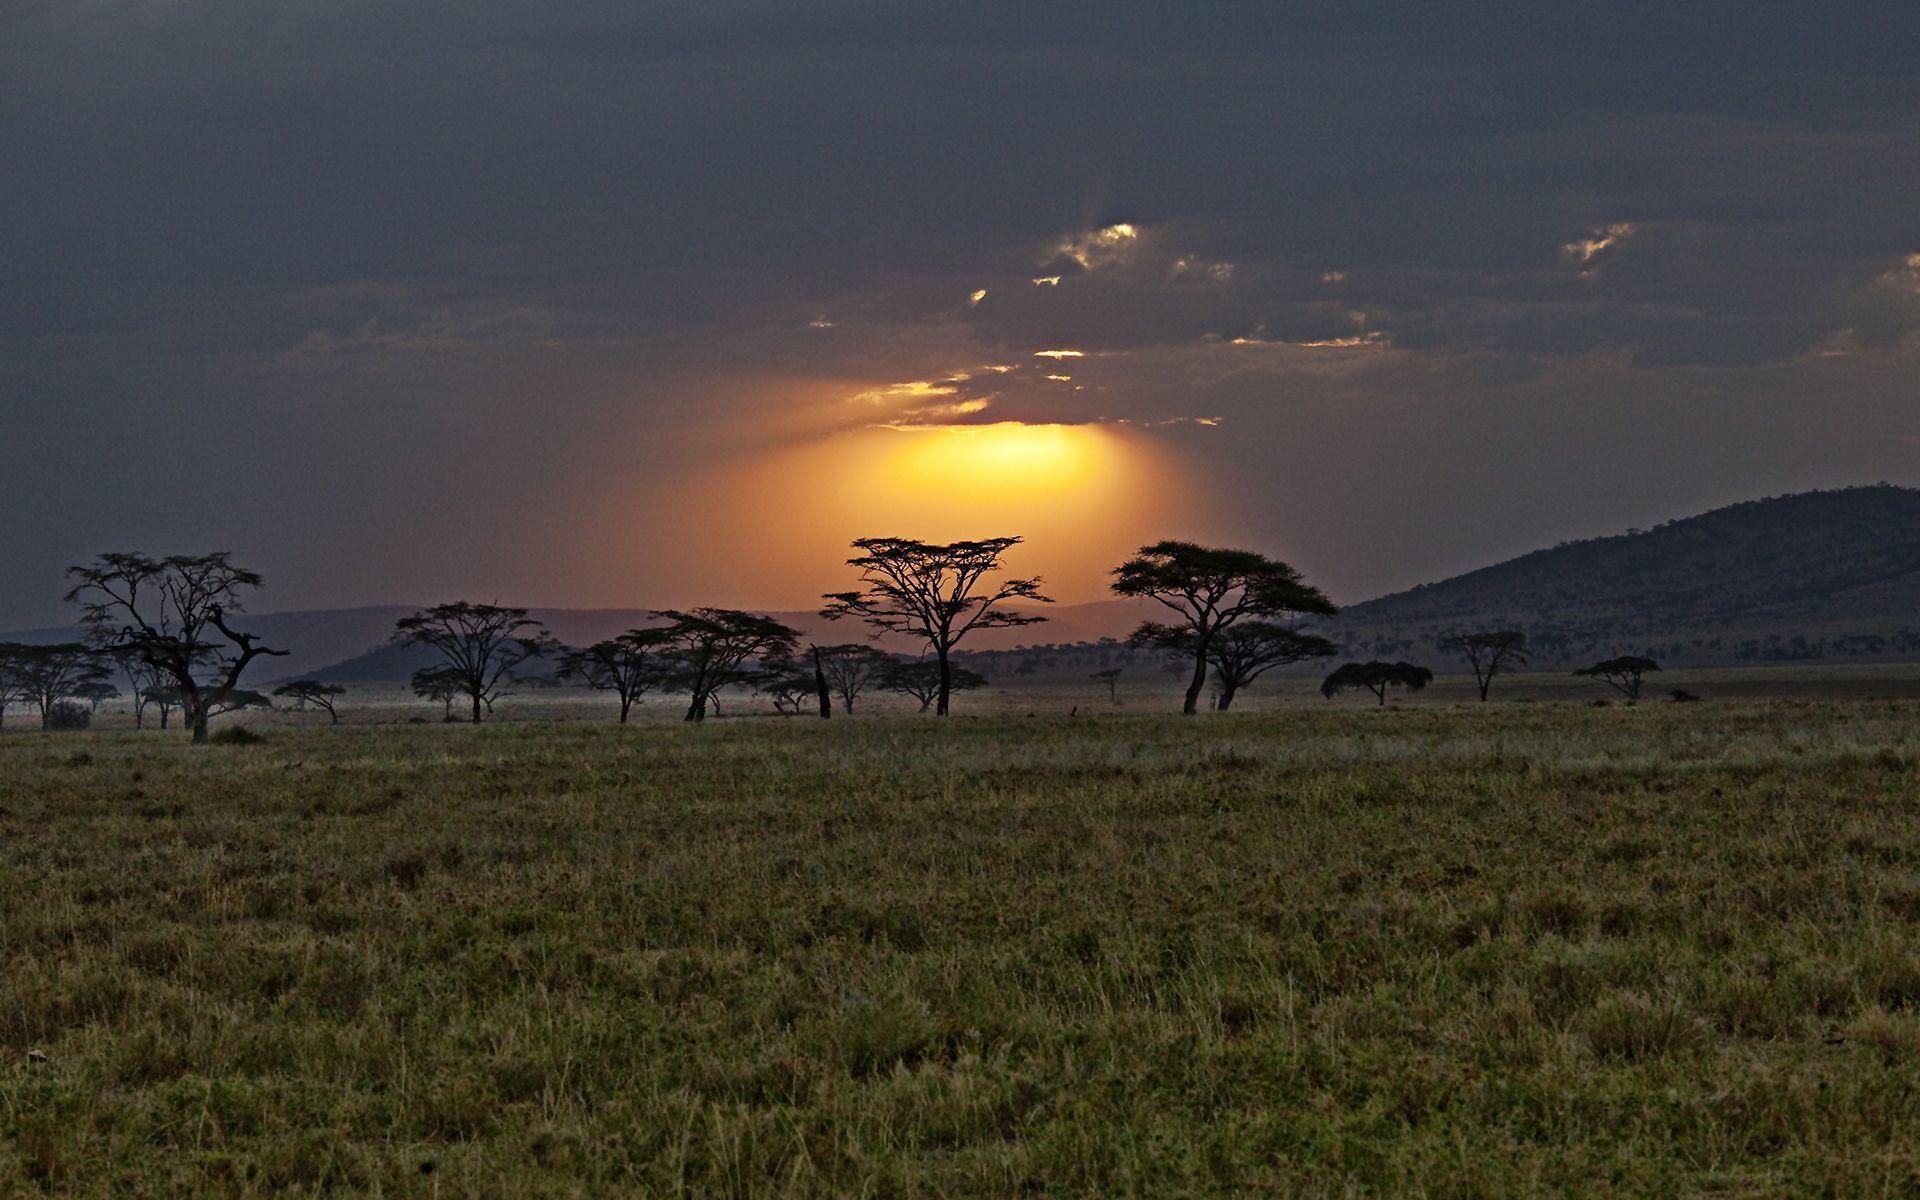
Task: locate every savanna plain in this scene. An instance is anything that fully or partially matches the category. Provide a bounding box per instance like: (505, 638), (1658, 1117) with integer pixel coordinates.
(7, 677), (1920, 1196)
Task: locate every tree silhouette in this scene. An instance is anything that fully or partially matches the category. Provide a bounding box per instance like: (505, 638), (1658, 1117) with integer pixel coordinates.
(762, 663), (822, 715)
(813, 643), (893, 713)
(141, 686), (184, 730)
(96, 639), (174, 729)
(1112, 542), (1336, 714)
(204, 689), (272, 722)
(1202, 622), (1338, 710)
(652, 608), (800, 722)
(392, 602), (558, 723)
(66, 553), (288, 743)
(877, 659), (988, 712)
(557, 629), (671, 723)
(0, 645), (33, 731)
(1321, 661), (1434, 706)
(822, 536), (1049, 715)
(1438, 630), (1530, 701)
(411, 667), (463, 720)
(1090, 667), (1122, 703)
(1574, 655), (1661, 701)
(74, 679), (122, 713)
(273, 680), (346, 724)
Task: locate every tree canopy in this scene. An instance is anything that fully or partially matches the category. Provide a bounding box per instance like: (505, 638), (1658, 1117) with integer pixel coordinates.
(1321, 661), (1434, 706)
(1574, 656), (1661, 701)
(66, 551), (288, 743)
(272, 680), (346, 723)
(1112, 541), (1336, 714)
(1438, 630), (1530, 701)
(652, 608), (801, 722)
(392, 602), (558, 723)
(823, 536), (1048, 715)
(876, 659), (988, 712)
(557, 629), (672, 723)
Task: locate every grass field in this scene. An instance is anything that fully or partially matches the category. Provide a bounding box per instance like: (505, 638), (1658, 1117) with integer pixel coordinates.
(6, 692), (1920, 1194)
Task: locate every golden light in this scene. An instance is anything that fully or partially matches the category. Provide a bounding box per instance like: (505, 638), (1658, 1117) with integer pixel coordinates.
(699, 417), (1196, 605)
(880, 422), (1103, 500)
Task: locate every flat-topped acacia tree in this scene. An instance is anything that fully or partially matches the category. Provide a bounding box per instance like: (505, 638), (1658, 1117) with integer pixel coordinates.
(556, 629), (672, 723)
(273, 680), (346, 724)
(652, 608), (800, 722)
(66, 552), (289, 743)
(1322, 661), (1434, 706)
(392, 602), (558, 723)
(823, 536), (1049, 716)
(1113, 541), (1337, 715)
(4, 643), (113, 731)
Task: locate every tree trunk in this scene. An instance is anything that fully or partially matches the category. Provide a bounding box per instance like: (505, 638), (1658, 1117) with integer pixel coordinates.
(1183, 644), (1208, 715)
(191, 713), (209, 743)
(813, 648), (831, 719)
(618, 696), (631, 723)
(936, 651), (952, 717)
(1373, 684), (1387, 706)
(685, 693), (706, 722)
(1218, 680), (1238, 711)
(470, 690), (484, 724)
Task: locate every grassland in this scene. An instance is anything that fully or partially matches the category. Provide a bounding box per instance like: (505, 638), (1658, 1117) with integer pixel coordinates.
(5, 694), (1920, 1195)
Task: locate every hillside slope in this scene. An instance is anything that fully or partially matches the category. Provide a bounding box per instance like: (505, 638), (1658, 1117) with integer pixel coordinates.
(1332, 485), (1920, 666)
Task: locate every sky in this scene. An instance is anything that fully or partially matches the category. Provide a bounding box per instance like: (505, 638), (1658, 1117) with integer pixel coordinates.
(4, 2), (1919, 627)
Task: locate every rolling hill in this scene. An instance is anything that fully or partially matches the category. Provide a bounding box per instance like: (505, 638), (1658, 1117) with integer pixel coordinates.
(12, 486), (1920, 682)
(1328, 485), (1920, 666)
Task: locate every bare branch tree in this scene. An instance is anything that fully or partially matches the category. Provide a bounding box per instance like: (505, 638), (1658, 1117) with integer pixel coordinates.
(66, 552), (289, 743)
(1439, 631), (1530, 701)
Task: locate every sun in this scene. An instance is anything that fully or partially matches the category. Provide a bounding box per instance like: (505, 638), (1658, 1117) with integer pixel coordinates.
(879, 422), (1104, 500)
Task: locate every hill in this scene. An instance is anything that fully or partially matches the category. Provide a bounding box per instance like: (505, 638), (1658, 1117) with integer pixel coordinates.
(1329, 485), (1920, 667)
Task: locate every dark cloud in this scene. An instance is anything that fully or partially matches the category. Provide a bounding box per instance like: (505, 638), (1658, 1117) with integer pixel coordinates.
(3, 2), (1919, 622)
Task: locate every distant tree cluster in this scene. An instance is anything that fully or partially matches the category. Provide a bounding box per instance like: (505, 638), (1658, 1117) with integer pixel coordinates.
(20, 534), (1695, 739)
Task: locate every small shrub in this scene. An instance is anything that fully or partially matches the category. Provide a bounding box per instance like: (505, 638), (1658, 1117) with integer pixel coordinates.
(47, 701), (91, 731)
(1669, 689), (1701, 703)
(210, 726), (265, 745)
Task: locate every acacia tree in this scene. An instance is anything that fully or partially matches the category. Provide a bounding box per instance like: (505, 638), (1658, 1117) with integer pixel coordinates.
(1574, 655), (1660, 701)
(813, 643), (892, 714)
(66, 552), (289, 744)
(877, 659), (988, 712)
(1321, 661), (1434, 706)
(5, 644), (112, 730)
(1439, 630), (1530, 701)
(0, 645), (34, 731)
(97, 640), (174, 729)
(392, 603), (558, 723)
(1112, 542), (1336, 715)
(653, 608), (801, 722)
(141, 686), (184, 730)
(75, 679), (122, 713)
(204, 689), (273, 723)
(822, 536), (1049, 716)
(1136, 621), (1337, 711)
(273, 681), (346, 723)
(411, 667), (463, 720)
(556, 629), (671, 723)
(1090, 667), (1122, 703)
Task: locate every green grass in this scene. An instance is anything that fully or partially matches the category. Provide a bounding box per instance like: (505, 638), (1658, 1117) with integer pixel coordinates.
(5, 701), (1920, 1194)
